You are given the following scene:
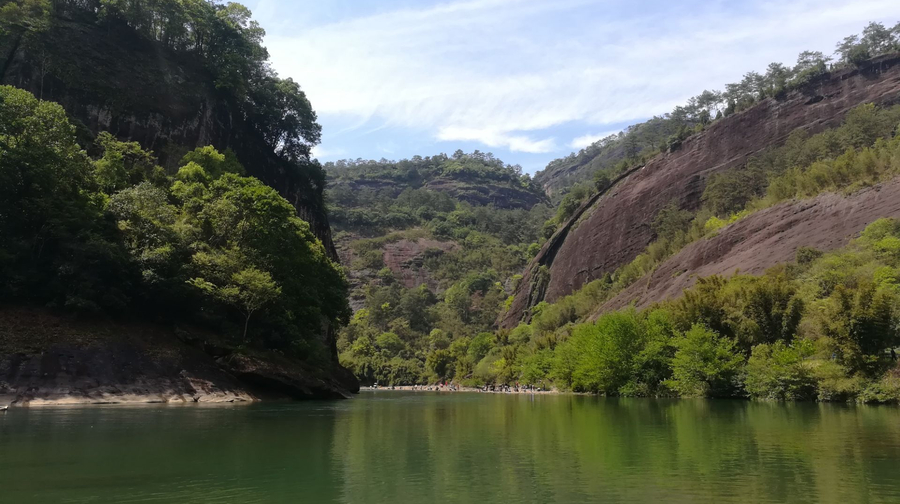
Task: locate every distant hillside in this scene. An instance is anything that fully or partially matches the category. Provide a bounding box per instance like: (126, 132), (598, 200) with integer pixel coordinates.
(323, 151), (552, 385)
(325, 150), (550, 309)
(326, 150), (547, 232)
(534, 116), (687, 201)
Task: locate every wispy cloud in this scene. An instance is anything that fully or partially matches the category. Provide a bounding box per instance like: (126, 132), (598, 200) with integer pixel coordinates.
(266, 0), (899, 165)
(570, 130), (621, 150)
(311, 145), (346, 161)
(437, 126), (556, 154)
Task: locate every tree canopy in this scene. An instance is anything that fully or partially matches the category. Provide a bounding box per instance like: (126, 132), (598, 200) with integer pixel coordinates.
(0, 85), (348, 359)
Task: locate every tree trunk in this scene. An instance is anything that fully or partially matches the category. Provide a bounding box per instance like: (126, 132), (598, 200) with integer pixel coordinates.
(243, 313), (251, 342)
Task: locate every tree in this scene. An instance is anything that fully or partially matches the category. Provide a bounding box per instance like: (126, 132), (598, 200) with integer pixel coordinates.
(190, 267), (281, 341)
(860, 22), (895, 55)
(744, 340), (816, 400)
(667, 325), (745, 398)
(835, 35), (862, 63)
(820, 282), (898, 375)
(568, 310), (647, 394)
(652, 201), (693, 241)
(180, 146), (244, 178)
(0, 85), (132, 310)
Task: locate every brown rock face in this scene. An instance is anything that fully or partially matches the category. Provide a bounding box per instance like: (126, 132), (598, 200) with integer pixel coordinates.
(500, 55), (900, 329)
(336, 235), (457, 312)
(382, 238), (458, 290)
(597, 178), (900, 315)
(0, 307), (357, 406)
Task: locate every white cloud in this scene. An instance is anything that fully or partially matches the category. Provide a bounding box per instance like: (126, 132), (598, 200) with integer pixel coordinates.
(266, 0), (900, 159)
(311, 145), (345, 160)
(437, 126), (556, 153)
(570, 130), (622, 150)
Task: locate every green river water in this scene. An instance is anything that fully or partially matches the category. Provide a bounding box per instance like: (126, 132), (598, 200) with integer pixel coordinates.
(1, 391), (899, 503)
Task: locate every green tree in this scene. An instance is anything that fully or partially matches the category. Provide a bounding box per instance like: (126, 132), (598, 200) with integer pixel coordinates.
(744, 340), (816, 400)
(190, 267), (281, 341)
(0, 85), (131, 310)
(820, 282), (898, 375)
(667, 325), (745, 398)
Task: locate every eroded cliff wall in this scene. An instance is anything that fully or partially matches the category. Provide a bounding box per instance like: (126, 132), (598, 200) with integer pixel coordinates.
(501, 54), (900, 329)
(0, 13), (337, 258)
(596, 178), (900, 315)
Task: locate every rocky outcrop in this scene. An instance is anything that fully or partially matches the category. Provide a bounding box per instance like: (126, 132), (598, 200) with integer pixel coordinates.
(424, 178), (547, 209)
(0, 13), (337, 259)
(0, 307), (356, 406)
(382, 238), (458, 290)
(500, 54), (900, 329)
(336, 235), (457, 312)
(331, 176), (547, 211)
(596, 178), (900, 315)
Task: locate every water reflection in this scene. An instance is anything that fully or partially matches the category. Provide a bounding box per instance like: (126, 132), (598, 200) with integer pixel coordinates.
(1, 395), (899, 503)
(330, 394), (900, 504)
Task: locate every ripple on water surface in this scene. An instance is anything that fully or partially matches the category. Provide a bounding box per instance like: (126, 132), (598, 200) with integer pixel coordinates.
(1, 393), (899, 503)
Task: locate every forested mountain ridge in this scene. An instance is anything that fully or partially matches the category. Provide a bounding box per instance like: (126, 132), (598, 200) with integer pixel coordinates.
(0, 0), (338, 258)
(501, 52), (900, 330)
(322, 152), (552, 383)
(327, 151), (547, 231)
(0, 0), (357, 402)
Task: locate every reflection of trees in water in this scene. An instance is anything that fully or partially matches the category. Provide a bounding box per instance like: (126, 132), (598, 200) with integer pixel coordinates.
(330, 395), (900, 504)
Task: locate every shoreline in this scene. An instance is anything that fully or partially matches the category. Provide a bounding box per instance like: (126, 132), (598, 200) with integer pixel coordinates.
(360, 385), (560, 395)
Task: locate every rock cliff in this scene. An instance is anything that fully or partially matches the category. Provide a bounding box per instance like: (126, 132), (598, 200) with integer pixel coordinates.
(500, 54), (900, 329)
(336, 235), (458, 312)
(597, 178), (900, 315)
(0, 11), (337, 258)
(0, 307), (358, 406)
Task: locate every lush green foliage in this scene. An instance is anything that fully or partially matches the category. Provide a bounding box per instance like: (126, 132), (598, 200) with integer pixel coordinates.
(0, 86), (347, 360)
(330, 151), (552, 384)
(368, 104), (900, 402)
(435, 219), (900, 401)
(5, 0), (320, 164)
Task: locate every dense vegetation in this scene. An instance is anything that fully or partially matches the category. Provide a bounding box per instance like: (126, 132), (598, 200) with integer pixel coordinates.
(341, 102), (900, 402)
(0, 85), (348, 360)
(12, 0), (322, 164)
(326, 150), (544, 233)
(536, 21), (900, 208)
(327, 153), (552, 383)
(353, 219), (900, 403)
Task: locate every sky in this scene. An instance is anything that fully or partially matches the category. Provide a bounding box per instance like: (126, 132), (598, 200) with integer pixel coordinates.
(244, 0), (899, 175)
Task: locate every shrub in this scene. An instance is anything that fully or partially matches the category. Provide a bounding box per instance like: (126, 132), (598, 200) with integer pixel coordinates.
(812, 360), (864, 402)
(858, 374), (900, 404)
(666, 325), (745, 397)
(744, 341), (817, 400)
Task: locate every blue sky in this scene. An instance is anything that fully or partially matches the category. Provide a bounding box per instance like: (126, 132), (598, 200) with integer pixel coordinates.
(245, 0), (898, 175)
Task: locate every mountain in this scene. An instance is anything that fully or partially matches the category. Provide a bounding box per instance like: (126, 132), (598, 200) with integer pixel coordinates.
(325, 152), (549, 310)
(323, 152), (552, 384)
(0, 0), (356, 403)
(501, 54), (900, 329)
(1, 2), (337, 258)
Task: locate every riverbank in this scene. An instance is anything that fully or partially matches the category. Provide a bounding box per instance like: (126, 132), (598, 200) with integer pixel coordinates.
(361, 385), (560, 394)
(0, 306), (358, 407)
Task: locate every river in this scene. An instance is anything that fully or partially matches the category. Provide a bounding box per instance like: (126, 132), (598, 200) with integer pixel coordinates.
(1, 391), (899, 503)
